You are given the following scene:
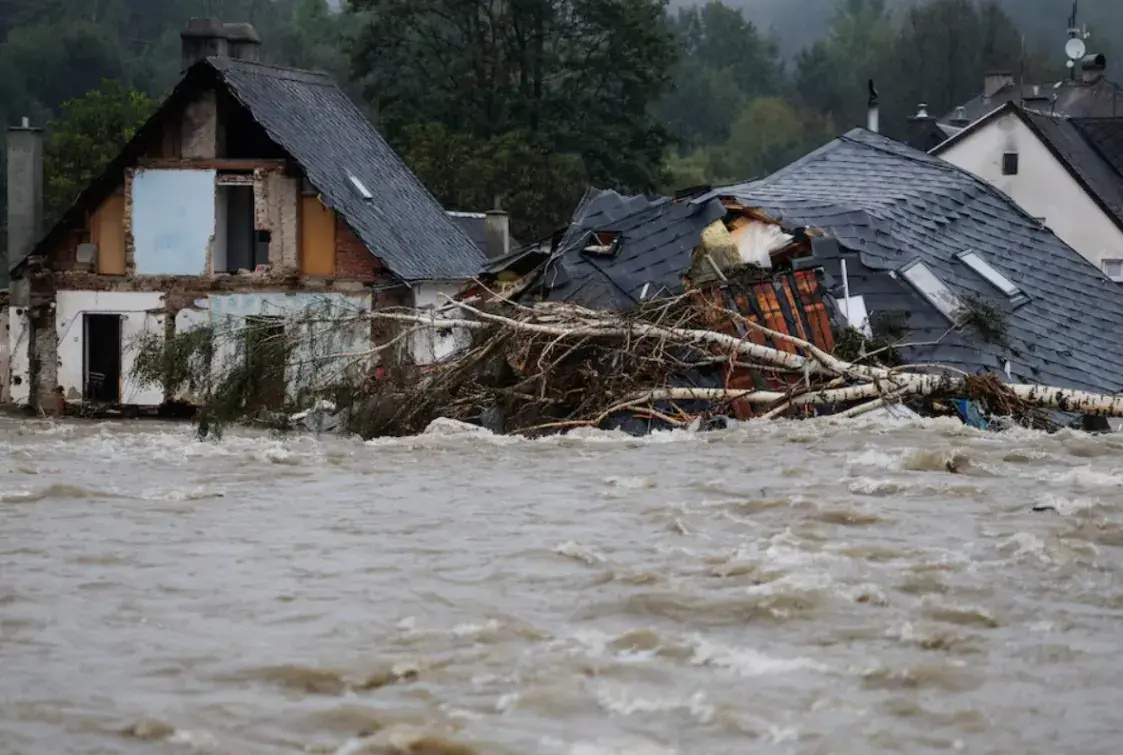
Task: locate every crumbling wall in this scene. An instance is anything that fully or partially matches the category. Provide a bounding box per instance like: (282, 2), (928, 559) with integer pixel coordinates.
(181, 90), (217, 159)
(254, 168), (299, 275)
(0, 307), (10, 404)
(7, 306), (30, 405)
(30, 304), (58, 411)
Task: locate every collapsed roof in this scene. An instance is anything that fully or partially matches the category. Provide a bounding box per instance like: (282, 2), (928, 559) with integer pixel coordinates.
(701, 128), (1123, 396)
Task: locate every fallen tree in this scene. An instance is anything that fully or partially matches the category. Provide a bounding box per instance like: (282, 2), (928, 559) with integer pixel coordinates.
(130, 291), (1123, 439)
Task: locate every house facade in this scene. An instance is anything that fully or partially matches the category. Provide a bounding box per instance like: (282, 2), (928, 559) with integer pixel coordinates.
(7, 19), (485, 412)
(930, 102), (1123, 279)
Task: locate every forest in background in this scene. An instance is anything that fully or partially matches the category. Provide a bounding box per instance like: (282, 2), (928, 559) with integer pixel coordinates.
(0, 0), (1112, 245)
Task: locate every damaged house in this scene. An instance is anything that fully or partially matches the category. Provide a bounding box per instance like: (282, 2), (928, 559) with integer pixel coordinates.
(489, 128), (1123, 421)
(7, 19), (484, 412)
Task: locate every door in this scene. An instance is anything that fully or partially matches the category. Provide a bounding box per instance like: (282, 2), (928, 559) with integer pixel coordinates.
(84, 314), (122, 403)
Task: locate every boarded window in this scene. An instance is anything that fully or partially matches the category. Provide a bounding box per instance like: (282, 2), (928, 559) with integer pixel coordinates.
(91, 193), (126, 275)
(300, 196), (336, 276)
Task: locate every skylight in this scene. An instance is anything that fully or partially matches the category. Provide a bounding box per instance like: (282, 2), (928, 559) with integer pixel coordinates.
(956, 250), (1021, 298)
(348, 173), (373, 200)
(900, 260), (961, 321)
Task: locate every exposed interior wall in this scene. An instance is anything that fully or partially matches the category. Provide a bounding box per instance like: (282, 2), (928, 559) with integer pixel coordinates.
(937, 113), (1123, 273)
(410, 282), (471, 364)
(181, 90), (218, 159)
(256, 169), (300, 274)
(54, 291), (166, 406)
(91, 190), (126, 275)
(300, 195), (336, 276)
(130, 168), (217, 275)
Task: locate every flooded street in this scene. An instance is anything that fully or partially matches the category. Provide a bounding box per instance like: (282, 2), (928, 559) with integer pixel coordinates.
(3, 416), (1123, 754)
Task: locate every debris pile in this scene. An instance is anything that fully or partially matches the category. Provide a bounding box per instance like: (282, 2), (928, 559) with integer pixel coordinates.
(349, 288), (1123, 437)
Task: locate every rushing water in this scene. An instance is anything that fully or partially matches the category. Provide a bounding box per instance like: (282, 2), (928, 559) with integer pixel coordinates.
(2, 415), (1123, 754)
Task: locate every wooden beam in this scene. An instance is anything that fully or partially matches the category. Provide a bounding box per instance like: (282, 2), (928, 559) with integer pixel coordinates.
(135, 158), (289, 171)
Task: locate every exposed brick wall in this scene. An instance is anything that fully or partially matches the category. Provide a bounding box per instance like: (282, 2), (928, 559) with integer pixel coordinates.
(334, 215), (380, 282)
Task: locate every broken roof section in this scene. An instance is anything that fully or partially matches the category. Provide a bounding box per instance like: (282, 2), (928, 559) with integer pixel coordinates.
(702, 128), (1123, 397)
(17, 57), (484, 282)
(535, 188), (724, 309)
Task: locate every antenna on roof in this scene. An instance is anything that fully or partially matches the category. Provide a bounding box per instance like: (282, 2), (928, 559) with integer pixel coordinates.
(1065, 0), (1090, 81)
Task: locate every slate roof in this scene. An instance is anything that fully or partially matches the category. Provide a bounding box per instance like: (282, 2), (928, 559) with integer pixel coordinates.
(700, 128), (1123, 396)
(932, 102), (1123, 233)
(209, 58), (483, 281)
(532, 188), (725, 309)
(16, 58), (484, 281)
(940, 76), (1123, 127)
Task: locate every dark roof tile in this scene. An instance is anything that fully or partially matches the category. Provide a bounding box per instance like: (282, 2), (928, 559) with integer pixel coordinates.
(210, 58), (484, 281)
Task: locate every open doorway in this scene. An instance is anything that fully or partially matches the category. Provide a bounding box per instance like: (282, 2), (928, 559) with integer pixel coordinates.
(215, 183), (259, 273)
(84, 314), (122, 403)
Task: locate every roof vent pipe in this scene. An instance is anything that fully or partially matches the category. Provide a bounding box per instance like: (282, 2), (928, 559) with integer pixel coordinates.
(867, 79), (880, 134)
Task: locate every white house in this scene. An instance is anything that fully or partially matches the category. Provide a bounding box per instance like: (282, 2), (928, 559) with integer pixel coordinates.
(930, 101), (1123, 281)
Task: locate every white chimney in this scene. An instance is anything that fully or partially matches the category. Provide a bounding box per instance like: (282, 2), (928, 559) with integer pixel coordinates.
(867, 79), (880, 133)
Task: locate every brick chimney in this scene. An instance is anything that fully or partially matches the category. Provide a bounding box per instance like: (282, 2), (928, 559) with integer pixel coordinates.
(224, 22), (261, 62)
(984, 72), (1015, 98)
(5, 117), (44, 289)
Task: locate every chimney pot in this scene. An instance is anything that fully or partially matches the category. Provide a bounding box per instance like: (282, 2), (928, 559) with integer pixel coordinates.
(6, 119), (45, 288)
(484, 208), (511, 260)
(984, 71), (1015, 99)
(224, 22), (262, 62)
(915, 103), (929, 119)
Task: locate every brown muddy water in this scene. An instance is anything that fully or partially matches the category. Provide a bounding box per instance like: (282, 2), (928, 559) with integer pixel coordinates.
(2, 416), (1123, 754)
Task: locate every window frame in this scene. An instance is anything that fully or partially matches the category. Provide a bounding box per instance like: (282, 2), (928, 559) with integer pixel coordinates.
(898, 259), (962, 322)
(955, 250), (1027, 305)
(1002, 152), (1019, 175)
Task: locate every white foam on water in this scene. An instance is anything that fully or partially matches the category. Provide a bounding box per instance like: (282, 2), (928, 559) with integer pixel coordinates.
(590, 680), (714, 723)
(689, 636), (827, 676)
(554, 540), (606, 565)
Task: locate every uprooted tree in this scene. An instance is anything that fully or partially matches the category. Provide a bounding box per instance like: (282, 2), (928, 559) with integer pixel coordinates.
(129, 288), (1123, 440)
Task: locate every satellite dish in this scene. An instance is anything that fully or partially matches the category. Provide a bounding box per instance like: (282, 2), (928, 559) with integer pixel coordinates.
(1066, 37), (1087, 61)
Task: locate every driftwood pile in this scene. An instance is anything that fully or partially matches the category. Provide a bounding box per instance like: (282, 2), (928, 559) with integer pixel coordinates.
(349, 292), (1123, 437)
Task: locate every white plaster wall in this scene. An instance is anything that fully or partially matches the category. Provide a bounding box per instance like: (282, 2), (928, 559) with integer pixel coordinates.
(8, 308), (30, 405)
(410, 282), (472, 364)
(937, 113), (1123, 273)
(203, 292), (372, 403)
(55, 291), (166, 406)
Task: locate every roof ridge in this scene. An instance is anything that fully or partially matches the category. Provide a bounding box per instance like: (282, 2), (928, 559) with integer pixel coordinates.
(207, 56), (334, 83)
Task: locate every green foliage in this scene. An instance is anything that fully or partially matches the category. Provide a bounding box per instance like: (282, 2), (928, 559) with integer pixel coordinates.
(42, 79), (156, 223)
(347, 0), (677, 236)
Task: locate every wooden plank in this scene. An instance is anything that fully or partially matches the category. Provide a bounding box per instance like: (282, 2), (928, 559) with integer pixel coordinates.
(136, 158), (288, 170)
(301, 195), (336, 277)
(93, 194), (126, 275)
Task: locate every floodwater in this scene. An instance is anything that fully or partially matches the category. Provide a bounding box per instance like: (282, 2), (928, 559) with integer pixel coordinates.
(2, 416), (1123, 755)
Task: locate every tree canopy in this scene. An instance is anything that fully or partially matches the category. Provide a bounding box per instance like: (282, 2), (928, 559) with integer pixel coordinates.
(0, 0), (1106, 252)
